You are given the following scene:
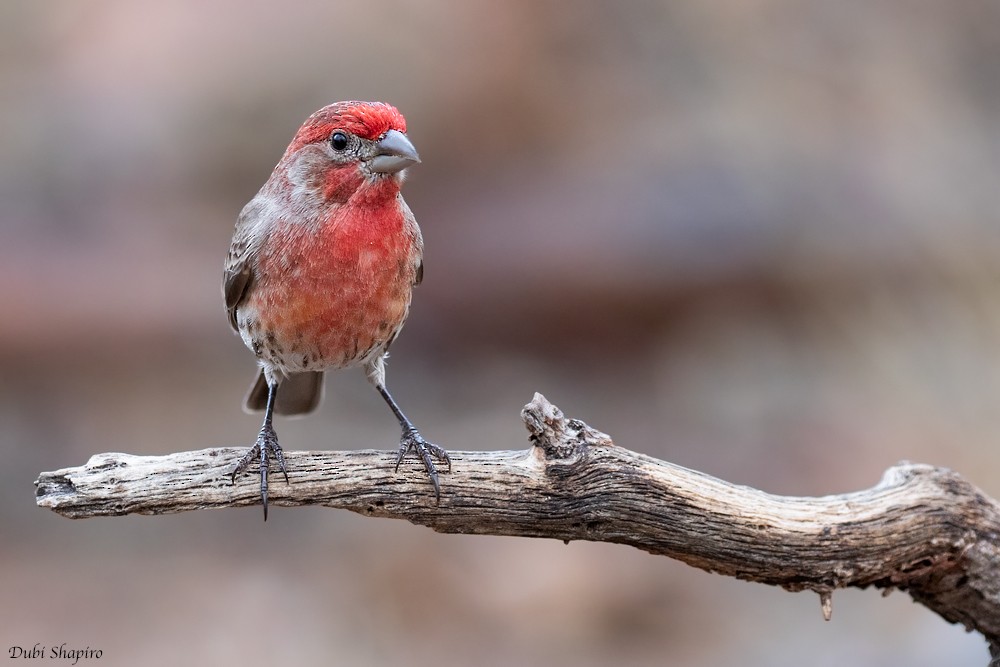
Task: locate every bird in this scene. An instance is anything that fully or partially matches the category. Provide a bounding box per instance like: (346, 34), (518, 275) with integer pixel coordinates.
(223, 101), (449, 519)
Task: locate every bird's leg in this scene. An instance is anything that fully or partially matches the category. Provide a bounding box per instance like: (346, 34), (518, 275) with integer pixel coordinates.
(375, 383), (451, 501)
(231, 381), (289, 520)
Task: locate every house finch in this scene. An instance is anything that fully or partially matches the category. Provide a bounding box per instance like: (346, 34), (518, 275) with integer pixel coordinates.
(224, 101), (449, 519)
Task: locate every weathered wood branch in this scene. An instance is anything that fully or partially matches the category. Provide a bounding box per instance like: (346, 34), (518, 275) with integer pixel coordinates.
(35, 393), (1000, 657)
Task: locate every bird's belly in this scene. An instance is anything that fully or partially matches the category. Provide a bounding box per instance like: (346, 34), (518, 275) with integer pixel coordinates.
(240, 252), (414, 375)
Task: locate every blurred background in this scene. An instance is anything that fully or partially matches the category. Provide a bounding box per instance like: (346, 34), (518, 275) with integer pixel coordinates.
(2, 1), (999, 665)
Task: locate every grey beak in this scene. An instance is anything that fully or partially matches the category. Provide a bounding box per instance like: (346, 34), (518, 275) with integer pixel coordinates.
(369, 129), (420, 174)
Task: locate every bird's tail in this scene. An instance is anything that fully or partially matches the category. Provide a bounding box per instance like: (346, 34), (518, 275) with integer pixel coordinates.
(243, 370), (324, 416)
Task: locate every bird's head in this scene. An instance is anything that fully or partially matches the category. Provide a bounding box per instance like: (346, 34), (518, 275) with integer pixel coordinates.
(274, 101), (420, 206)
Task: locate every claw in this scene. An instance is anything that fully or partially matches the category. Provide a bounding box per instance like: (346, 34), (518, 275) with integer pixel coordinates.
(231, 423), (288, 520)
(395, 427), (451, 502)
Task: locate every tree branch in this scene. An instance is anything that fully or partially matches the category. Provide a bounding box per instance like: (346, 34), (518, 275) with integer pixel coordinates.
(35, 393), (1000, 656)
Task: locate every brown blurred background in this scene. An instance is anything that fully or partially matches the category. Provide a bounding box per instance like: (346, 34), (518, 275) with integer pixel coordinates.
(3, 1), (999, 665)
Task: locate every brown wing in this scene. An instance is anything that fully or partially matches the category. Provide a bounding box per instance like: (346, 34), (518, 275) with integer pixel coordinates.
(223, 201), (265, 331)
(223, 259), (253, 331)
(399, 197), (424, 288)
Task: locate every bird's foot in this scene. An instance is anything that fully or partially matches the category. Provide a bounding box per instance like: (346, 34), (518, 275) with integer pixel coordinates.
(394, 427), (451, 502)
(231, 423), (289, 520)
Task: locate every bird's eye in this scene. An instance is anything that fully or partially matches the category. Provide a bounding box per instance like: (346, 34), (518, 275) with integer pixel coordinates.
(330, 131), (349, 151)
